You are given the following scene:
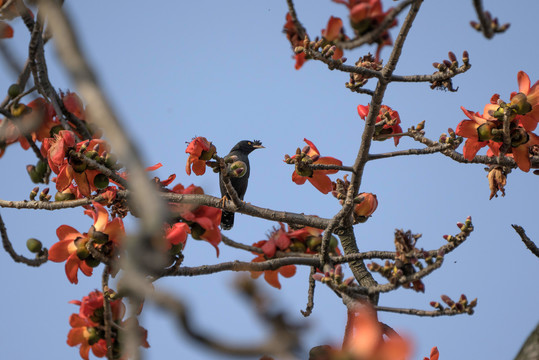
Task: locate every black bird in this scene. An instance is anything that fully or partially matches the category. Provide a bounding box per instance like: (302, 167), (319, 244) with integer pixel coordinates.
(219, 140), (264, 230)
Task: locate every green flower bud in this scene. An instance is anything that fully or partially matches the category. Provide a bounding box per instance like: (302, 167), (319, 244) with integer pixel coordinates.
(8, 84), (22, 98)
(55, 191), (76, 202)
(190, 223), (206, 240)
(476, 122), (495, 141)
(35, 160), (47, 177)
(85, 256), (101, 268)
(26, 238), (42, 253)
(27, 165), (42, 184)
(86, 327), (100, 345)
(93, 173), (109, 189)
(289, 241), (306, 253)
(69, 156), (87, 173)
(199, 144), (216, 160)
(305, 236), (321, 251)
(76, 245), (90, 260)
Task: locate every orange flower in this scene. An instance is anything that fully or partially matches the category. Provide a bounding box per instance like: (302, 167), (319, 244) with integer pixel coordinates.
(455, 107), (500, 160)
(185, 137), (215, 175)
(43, 131), (111, 197)
(424, 347), (440, 360)
(63, 91), (86, 120)
(321, 16), (343, 42)
(256, 223), (291, 258)
(346, 307), (411, 360)
(290, 138), (342, 194)
(358, 104), (403, 146)
(507, 128), (539, 172)
(0, 21), (13, 38)
(283, 13), (306, 70)
(321, 16), (346, 60)
(355, 192), (378, 218)
(250, 253), (296, 289)
(333, 0), (397, 60)
(67, 313), (108, 360)
(67, 290), (148, 360)
(48, 224), (93, 284)
(48, 202), (125, 283)
(171, 183), (222, 255)
(164, 222), (190, 250)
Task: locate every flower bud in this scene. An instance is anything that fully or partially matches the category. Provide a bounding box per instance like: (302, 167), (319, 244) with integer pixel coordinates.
(35, 160), (47, 177)
(462, 50), (469, 65)
(289, 241), (306, 253)
(199, 144), (217, 161)
(69, 156), (88, 173)
(93, 173), (109, 189)
(26, 238), (42, 253)
(55, 190), (76, 202)
(27, 165), (41, 184)
(305, 236), (321, 251)
(29, 187), (39, 201)
(7, 84), (22, 98)
(85, 256), (101, 268)
(190, 223), (206, 240)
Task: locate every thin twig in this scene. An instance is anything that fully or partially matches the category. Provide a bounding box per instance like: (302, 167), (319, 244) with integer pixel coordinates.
(0, 211), (48, 266)
(511, 224), (539, 258)
(471, 0), (494, 39)
(375, 305), (473, 317)
(300, 267), (316, 317)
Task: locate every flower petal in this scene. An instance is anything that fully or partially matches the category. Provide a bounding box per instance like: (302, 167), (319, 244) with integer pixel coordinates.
(307, 172), (334, 194)
(517, 71), (531, 94)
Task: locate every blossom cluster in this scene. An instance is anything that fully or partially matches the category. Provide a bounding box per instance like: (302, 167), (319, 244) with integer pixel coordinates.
(250, 223), (341, 289)
(456, 71), (539, 172)
(67, 290), (149, 360)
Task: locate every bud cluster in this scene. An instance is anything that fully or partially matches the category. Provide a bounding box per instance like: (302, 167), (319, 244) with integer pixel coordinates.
(312, 264), (355, 288)
(438, 127), (458, 146)
(430, 294), (477, 315)
(430, 51), (469, 92)
(442, 216), (474, 244)
(470, 11), (510, 34)
(293, 35), (347, 69)
(368, 229), (444, 293)
(345, 53), (382, 91)
(284, 145), (319, 178)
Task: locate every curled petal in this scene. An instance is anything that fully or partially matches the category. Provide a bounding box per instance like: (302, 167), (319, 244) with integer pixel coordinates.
(517, 71), (531, 94)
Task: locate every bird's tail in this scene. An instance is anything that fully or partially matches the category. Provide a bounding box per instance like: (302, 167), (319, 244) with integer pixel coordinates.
(220, 210), (235, 230)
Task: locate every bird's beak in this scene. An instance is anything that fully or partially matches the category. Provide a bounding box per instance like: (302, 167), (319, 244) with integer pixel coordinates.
(253, 144), (265, 149)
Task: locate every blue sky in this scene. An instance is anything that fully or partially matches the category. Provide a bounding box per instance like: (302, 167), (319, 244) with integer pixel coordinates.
(1, 1), (538, 359)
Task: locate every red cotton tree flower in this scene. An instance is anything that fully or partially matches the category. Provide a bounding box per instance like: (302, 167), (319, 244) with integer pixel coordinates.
(48, 202), (125, 284)
(285, 138), (342, 194)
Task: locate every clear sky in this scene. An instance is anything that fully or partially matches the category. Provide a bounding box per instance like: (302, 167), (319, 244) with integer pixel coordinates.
(1, 1), (538, 359)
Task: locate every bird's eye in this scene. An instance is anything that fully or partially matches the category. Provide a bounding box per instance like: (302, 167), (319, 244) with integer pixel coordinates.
(248, 142), (252, 145)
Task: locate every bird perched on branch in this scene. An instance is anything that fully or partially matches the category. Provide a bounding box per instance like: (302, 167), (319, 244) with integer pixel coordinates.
(219, 140), (264, 230)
